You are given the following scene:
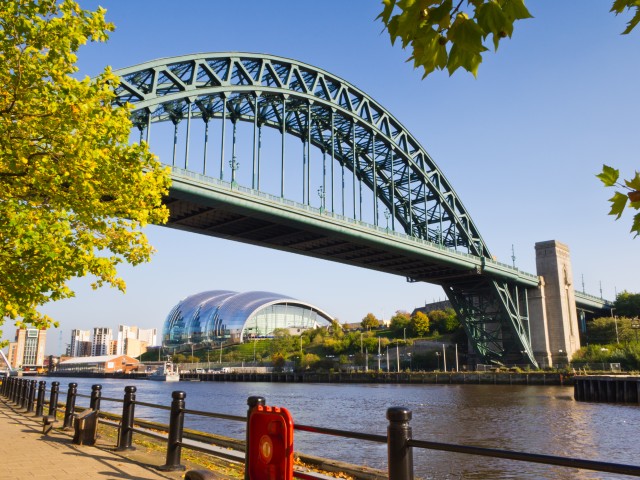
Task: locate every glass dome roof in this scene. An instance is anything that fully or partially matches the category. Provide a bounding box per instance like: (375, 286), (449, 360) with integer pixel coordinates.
(162, 290), (333, 347)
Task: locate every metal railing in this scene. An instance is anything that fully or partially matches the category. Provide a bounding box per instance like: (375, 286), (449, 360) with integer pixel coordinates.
(2, 376), (640, 479)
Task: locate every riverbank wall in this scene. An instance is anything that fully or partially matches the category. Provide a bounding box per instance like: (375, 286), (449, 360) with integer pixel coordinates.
(46, 370), (572, 385)
(180, 371), (571, 386)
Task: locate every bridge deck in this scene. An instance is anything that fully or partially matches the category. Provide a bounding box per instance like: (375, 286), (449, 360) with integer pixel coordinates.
(167, 169), (540, 288)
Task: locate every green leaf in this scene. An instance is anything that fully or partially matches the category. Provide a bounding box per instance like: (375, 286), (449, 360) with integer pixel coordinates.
(447, 42), (484, 76)
(428, 0), (453, 30)
(610, 0), (640, 34)
(500, 0), (534, 21)
(611, 0), (629, 14)
(609, 191), (629, 219)
(631, 212), (640, 236)
(624, 171), (640, 191)
(477, 1), (511, 36)
(597, 164), (620, 187)
(448, 14), (487, 54)
(378, 0), (398, 26)
(411, 27), (448, 76)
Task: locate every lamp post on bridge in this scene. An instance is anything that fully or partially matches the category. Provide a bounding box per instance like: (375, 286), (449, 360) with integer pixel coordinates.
(229, 157), (239, 187)
(384, 209), (390, 232)
(317, 186), (325, 213)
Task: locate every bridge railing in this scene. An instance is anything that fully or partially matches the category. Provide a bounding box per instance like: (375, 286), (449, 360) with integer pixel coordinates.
(3, 377), (639, 479)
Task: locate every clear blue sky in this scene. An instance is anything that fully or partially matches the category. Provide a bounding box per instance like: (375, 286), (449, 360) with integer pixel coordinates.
(4, 1), (640, 355)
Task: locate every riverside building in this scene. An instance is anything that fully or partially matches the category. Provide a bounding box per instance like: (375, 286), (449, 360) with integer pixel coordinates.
(162, 290), (333, 348)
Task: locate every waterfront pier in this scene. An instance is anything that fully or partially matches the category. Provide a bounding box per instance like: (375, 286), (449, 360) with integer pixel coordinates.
(574, 375), (640, 404)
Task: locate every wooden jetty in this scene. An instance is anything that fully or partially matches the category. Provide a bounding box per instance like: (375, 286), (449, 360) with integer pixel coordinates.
(574, 375), (640, 404)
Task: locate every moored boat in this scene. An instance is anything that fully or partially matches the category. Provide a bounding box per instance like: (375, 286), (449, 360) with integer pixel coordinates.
(147, 358), (180, 382)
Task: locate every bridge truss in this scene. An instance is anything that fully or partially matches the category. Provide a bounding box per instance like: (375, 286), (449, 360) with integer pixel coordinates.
(113, 53), (539, 366)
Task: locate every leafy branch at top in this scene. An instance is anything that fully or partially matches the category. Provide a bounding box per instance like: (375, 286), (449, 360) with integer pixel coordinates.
(597, 165), (640, 236)
(378, 0), (640, 78)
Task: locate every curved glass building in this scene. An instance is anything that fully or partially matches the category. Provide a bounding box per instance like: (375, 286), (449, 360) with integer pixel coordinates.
(162, 290), (334, 348)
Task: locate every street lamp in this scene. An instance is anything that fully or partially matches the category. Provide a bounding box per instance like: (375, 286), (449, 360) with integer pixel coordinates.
(384, 209), (390, 231)
(631, 318), (640, 343)
(611, 308), (619, 343)
(403, 328), (406, 343)
(435, 351), (441, 371)
(229, 156), (239, 187)
(317, 186), (325, 213)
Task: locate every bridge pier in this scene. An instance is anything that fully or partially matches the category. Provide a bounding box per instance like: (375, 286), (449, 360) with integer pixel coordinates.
(530, 240), (581, 366)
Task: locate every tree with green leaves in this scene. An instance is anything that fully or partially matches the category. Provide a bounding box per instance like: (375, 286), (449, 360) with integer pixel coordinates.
(389, 310), (411, 336)
(378, 1), (640, 235)
(410, 311), (430, 337)
(0, 0), (171, 340)
(614, 291), (640, 318)
(361, 312), (380, 330)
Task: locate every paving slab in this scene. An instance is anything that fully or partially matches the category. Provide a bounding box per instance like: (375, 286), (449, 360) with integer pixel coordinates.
(0, 397), (229, 480)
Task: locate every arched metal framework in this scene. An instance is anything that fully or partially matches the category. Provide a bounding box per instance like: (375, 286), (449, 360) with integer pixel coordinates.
(113, 53), (538, 366)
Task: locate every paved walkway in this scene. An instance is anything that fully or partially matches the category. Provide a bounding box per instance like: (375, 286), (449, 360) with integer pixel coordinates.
(0, 397), (226, 480)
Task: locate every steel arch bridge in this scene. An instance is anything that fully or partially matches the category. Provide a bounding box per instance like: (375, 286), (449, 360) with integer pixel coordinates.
(113, 52), (541, 366)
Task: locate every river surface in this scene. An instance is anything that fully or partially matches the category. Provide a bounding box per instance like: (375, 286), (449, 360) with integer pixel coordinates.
(44, 377), (639, 479)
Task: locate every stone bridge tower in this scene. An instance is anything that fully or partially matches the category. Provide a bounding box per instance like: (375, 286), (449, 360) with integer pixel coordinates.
(528, 240), (581, 367)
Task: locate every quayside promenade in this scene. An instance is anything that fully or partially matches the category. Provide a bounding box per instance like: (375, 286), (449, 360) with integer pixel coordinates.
(0, 397), (229, 480)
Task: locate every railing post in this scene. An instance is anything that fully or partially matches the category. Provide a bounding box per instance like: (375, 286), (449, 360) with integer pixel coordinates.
(26, 380), (37, 413)
(48, 381), (60, 417)
(159, 391), (186, 471)
(12, 378), (21, 404)
(89, 384), (102, 411)
(21, 379), (30, 409)
(117, 386), (137, 451)
(62, 383), (78, 429)
(11, 377), (18, 402)
(244, 395), (266, 480)
(14, 378), (22, 404)
(387, 407), (414, 480)
(35, 381), (46, 416)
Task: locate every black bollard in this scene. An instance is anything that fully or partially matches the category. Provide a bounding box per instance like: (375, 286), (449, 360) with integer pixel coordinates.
(27, 380), (37, 413)
(12, 378), (20, 404)
(159, 391), (186, 471)
(244, 396), (266, 480)
(62, 383), (78, 429)
(12, 378), (21, 404)
(89, 384), (102, 411)
(387, 407), (414, 480)
(35, 381), (46, 416)
(48, 381), (60, 417)
(10, 377), (18, 402)
(21, 379), (30, 409)
(116, 386), (136, 451)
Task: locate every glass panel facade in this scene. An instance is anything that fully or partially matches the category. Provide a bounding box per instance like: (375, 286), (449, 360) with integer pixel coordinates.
(162, 291), (333, 348)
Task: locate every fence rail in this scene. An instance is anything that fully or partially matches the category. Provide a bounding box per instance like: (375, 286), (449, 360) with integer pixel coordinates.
(2, 376), (640, 479)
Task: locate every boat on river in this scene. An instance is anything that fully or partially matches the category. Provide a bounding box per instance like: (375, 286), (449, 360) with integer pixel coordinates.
(147, 358), (180, 382)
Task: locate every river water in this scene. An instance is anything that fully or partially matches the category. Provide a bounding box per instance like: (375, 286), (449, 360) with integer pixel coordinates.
(45, 377), (639, 479)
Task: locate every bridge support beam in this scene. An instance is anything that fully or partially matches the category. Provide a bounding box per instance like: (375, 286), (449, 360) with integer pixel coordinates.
(531, 240), (581, 366)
